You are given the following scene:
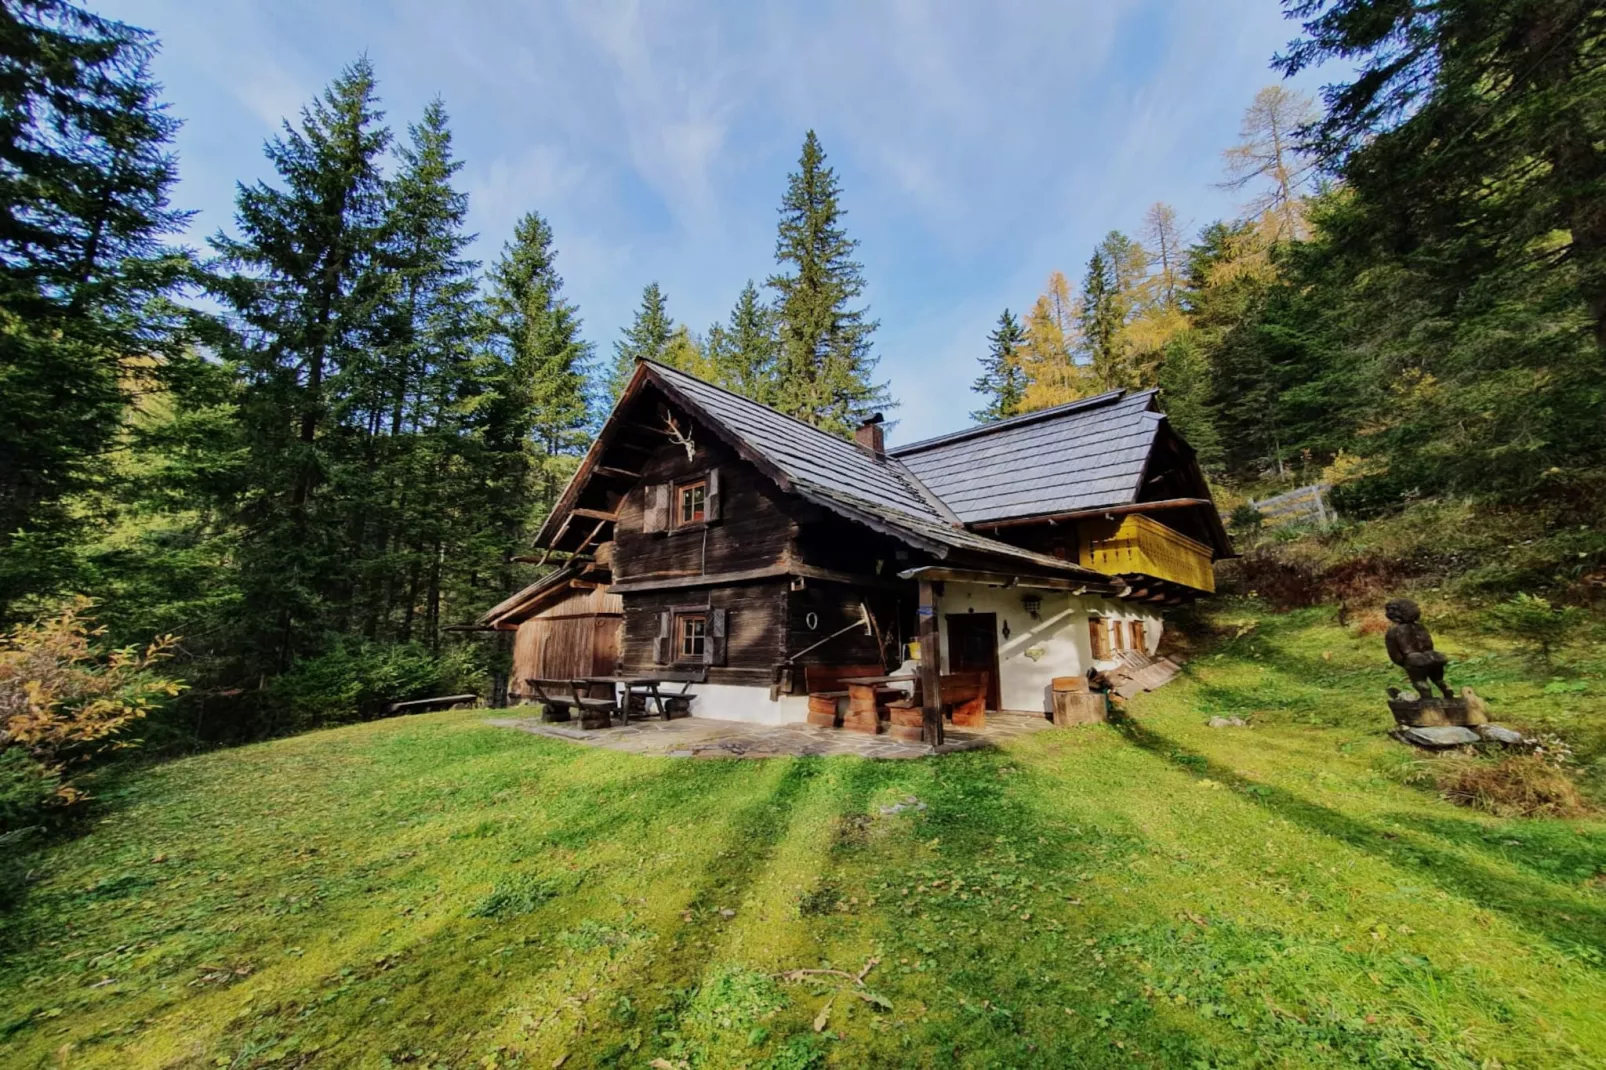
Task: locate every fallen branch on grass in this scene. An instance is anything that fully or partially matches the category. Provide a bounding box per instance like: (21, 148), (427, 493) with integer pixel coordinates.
(774, 956), (879, 986)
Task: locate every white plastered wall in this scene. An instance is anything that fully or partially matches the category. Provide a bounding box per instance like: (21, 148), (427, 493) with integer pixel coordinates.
(686, 684), (809, 725)
(936, 583), (1164, 714)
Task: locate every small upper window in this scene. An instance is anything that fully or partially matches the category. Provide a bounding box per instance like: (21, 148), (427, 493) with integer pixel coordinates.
(678, 614), (706, 659)
(677, 480), (707, 526)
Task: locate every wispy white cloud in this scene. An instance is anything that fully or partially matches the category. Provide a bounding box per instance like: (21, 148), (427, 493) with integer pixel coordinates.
(101, 0), (1318, 440)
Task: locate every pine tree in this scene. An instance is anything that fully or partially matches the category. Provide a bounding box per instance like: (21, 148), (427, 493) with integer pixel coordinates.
(609, 282), (673, 395)
(364, 97), (483, 647)
(970, 309), (1027, 422)
(0, 0), (191, 617)
(484, 210), (591, 515)
(706, 280), (779, 402)
(210, 57), (391, 667)
(768, 131), (890, 434)
(1080, 241), (1125, 390)
(1281, 0), (1606, 352)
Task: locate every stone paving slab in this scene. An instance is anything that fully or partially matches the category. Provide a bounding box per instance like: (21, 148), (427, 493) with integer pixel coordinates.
(485, 709), (1053, 759)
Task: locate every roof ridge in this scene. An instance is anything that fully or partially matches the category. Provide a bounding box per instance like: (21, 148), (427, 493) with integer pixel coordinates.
(889, 389), (1146, 456)
(642, 358), (870, 449)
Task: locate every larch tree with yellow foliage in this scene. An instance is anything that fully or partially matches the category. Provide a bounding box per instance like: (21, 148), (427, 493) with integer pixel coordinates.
(1017, 270), (1086, 410)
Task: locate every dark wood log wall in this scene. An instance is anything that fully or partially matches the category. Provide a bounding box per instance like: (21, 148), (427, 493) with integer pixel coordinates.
(621, 581), (788, 687)
(613, 433), (799, 585)
(599, 391), (924, 687)
(786, 580), (906, 670)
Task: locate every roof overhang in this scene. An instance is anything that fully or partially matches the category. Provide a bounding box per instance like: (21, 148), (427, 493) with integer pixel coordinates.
(898, 565), (1124, 597)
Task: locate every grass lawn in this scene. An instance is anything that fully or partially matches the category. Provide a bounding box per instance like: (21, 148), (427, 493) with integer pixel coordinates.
(3, 602), (1604, 1069)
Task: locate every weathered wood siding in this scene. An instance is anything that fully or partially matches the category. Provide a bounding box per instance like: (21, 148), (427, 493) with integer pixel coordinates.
(612, 435), (800, 585)
(786, 580), (905, 670)
(620, 581), (788, 687)
(508, 582), (623, 695)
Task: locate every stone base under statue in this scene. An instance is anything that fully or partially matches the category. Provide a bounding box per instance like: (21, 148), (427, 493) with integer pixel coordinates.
(1387, 687), (1488, 728)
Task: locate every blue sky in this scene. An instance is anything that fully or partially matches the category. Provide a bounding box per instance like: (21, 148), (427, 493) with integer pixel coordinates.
(103, 0), (1326, 445)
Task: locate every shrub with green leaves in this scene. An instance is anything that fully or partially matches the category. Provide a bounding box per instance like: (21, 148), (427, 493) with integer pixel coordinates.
(1484, 593), (1587, 665)
(260, 641), (480, 732)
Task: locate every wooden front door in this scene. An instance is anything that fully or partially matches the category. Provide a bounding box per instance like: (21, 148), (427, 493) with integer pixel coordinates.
(945, 613), (1002, 712)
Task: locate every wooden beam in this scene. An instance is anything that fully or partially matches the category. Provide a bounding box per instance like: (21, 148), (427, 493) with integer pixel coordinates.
(972, 498), (1212, 531)
(596, 465), (641, 479)
(609, 564), (793, 594)
(608, 562), (908, 595)
(896, 565), (1122, 597)
(572, 508), (619, 522)
(918, 578), (943, 747)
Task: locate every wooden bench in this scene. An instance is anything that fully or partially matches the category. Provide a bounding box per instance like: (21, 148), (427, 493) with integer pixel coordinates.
(804, 664), (888, 729)
(883, 672), (989, 740)
(525, 678), (619, 730)
(384, 693), (477, 715)
(624, 671), (704, 720)
(941, 671), (988, 730)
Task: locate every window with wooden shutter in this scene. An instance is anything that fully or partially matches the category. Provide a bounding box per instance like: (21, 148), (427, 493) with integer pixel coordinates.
(706, 607), (728, 665)
(653, 610), (672, 664)
(675, 479), (707, 526)
(1130, 620), (1147, 652)
(1088, 617), (1111, 660)
(678, 614), (707, 660)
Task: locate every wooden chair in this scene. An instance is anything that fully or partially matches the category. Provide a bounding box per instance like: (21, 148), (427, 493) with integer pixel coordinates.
(526, 679), (619, 729)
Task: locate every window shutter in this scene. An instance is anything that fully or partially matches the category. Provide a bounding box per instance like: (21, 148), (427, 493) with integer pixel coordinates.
(704, 467), (721, 522)
(706, 608), (728, 666)
(654, 610), (672, 664)
(654, 482), (672, 530)
(642, 483), (670, 533)
(641, 484), (660, 533)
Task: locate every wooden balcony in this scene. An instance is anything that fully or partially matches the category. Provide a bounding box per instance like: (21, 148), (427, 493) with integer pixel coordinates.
(1078, 514), (1216, 593)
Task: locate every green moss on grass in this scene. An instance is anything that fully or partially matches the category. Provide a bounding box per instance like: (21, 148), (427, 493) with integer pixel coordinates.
(1, 601), (1602, 1067)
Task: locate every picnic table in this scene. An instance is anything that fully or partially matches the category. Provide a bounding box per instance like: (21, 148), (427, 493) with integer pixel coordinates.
(526, 675), (700, 729)
(837, 674), (918, 734)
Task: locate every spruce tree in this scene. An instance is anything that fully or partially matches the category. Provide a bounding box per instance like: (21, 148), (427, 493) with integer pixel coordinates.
(970, 309), (1027, 422)
(1281, 0), (1606, 350)
(706, 280), (779, 402)
(0, 0), (191, 616)
(1079, 245), (1122, 390)
(366, 97), (482, 646)
(484, 211), (590, 516)
(210, 57), (391, 667)
(767, 131), (890, 434)
(608, 282), (672, 395)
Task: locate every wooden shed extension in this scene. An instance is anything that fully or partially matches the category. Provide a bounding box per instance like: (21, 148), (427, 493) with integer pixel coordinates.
(480, 561), (623, 699)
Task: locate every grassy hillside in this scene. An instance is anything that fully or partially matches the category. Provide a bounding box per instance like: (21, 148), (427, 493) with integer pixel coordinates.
(2, 603), (1603, 1069)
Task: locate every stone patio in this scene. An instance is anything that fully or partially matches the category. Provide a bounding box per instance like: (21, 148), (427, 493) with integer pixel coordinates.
(486, 709), (1055, 759)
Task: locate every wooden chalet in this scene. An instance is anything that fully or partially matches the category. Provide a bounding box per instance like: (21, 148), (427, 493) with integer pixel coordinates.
(483, 360), (1231, 733)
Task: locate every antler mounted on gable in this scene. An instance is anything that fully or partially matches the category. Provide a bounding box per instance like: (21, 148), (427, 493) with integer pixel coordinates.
(660, 406), (696, 461)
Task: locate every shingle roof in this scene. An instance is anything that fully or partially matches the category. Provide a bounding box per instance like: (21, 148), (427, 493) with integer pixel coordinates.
(654, 363), (936, 522)
(644, 362), (1113, 583)
(890, 390), (1162, 524)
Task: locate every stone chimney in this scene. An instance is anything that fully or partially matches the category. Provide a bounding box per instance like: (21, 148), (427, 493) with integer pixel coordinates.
(854, 412), (886, 456)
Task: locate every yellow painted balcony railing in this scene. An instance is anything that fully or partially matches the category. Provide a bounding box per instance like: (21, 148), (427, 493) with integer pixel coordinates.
(1078, 514), (1216, 593)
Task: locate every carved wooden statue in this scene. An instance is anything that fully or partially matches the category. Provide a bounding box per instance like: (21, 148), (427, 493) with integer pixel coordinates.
(1384, 598), (1453, 700)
